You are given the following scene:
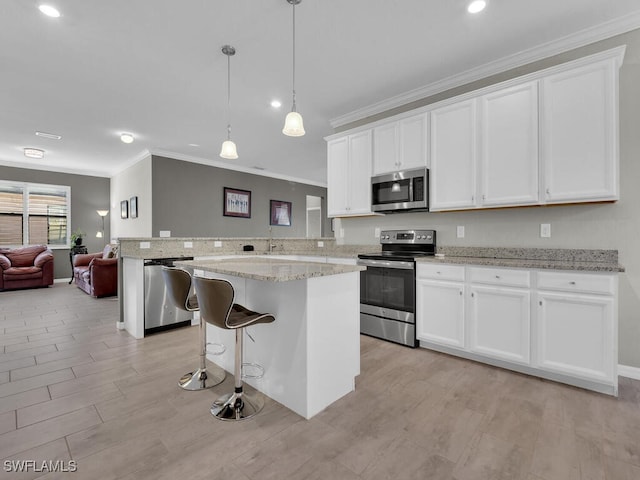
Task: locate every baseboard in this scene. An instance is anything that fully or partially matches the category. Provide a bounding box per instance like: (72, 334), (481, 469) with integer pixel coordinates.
(618, 364), (640, 380)
(54, 278), (71, 284)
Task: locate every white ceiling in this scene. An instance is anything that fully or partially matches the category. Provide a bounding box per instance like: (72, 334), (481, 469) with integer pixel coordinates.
(2, 0), (640, 186)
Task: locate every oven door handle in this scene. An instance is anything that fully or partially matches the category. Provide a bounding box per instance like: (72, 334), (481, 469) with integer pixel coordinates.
(357, 259), (414, 270)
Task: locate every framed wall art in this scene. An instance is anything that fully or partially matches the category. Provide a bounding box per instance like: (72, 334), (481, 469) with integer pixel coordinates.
(270, 200), (292, 226)
(120, 200), (129, 219)
(130, 196), (138, 219)
(223, 187), (251, 218)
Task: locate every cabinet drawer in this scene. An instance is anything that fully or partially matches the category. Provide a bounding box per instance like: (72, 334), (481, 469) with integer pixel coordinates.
(469, 267), (530, 288)
(536, 271), (615, 295)
(417, 263), (465, 281)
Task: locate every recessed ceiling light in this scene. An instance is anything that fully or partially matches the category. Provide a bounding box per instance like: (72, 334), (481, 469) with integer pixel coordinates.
(270, 100), (282, 108)
(35, 131), (62, 140)
(38, 5), (61, 18)
(120, 133), (134, 144)
(467, 0), (486, 13)
(252, 166), (266, 170)
(24, 148), (45, 159)
(188, 143), (200, 147)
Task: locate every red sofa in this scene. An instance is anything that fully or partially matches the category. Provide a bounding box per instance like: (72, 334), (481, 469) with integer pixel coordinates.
(0, 245), (54, 291)
(73, 244), (118, 298)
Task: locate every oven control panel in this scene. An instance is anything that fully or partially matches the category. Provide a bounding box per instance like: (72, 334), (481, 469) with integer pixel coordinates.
(380, 229), (435, 244)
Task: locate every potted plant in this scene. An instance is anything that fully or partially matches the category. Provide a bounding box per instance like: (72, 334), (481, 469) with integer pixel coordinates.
(70, 229), (85, 246)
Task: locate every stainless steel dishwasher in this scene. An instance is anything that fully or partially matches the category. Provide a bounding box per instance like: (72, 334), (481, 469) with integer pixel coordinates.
(144, 257), (194, 335)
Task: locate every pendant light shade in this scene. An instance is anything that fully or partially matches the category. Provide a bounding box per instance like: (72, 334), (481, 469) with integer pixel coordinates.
(283, 0), (305, 137)
(220, 45), (238, 159)
(283, 111), (305, 137)
(220, 139), (238, 159)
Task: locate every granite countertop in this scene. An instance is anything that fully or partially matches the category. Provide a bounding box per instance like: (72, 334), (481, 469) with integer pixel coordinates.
(416, 252), (624, 273)
(175, 257), (365, 282)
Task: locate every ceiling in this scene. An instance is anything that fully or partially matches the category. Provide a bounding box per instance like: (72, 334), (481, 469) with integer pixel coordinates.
(2, 1), (640, 186)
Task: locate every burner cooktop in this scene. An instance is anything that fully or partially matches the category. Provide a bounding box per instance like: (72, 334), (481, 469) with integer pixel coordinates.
(358, 229), (436, 261)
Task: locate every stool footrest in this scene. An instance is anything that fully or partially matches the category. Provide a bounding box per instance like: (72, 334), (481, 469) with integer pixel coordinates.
(241, 362), (264, 379)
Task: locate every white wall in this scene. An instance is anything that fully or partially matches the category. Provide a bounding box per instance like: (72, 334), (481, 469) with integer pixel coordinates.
(110, 155), (152, 240)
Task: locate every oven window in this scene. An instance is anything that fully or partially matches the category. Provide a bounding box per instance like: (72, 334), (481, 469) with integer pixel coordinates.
(372, 179), (411, 205)
(360, 266), (415, 312)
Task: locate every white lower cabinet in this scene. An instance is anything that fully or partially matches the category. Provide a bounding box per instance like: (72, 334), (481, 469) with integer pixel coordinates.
(416, 263), (618, 395)
(536, 272), (616, 384)
(416, 279), (465, 348)
(468, 285), (530, 365)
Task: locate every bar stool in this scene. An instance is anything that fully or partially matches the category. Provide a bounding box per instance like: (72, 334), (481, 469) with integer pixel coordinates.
(193, 276), (275, 421)
(162, 267), (226, 390)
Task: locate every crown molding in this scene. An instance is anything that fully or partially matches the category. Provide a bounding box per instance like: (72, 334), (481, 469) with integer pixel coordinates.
(0, 158), (112, 178)
(148, 148), (327, 188)
(330, 11), (640, 128)
(109, 149), (152, 176)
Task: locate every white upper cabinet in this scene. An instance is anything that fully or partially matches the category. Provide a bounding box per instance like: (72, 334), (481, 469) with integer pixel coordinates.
(480, 81), (539, 207)
(372, 113), (428, 175)
(430, 99), (478, 211)
(541, 58), (619, 203)
(327, 130), (373, 217)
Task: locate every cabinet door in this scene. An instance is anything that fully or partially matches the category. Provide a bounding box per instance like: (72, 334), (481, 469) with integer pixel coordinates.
(536, 291), (615, 383)
(399, 113), (428, 171)
(430, 99), (477, 211)
(541, 59), (618, 202)
(416, 279), (465, 348)
(468, 285), (530, 364)
(481, 82), (539, 206)
(327, 137), (349, 216)
(373, 122), (399, 175)
(347, 130), (373, 215)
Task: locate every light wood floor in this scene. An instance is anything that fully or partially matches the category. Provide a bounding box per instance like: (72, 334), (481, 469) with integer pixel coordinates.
(1, 283), (640, 479)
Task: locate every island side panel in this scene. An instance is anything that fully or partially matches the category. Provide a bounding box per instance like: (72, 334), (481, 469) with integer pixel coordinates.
(305, 271), (360, 418)
(122, 257), (144, 339)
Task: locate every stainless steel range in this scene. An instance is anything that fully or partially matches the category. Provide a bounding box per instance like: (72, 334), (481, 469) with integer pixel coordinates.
(357, 229), (436, 348)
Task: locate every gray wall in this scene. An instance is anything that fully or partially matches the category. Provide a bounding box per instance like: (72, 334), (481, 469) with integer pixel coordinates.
(151, 155), (329, 238)
(337, 28), (640, 368)
(0, 165), (111, 280)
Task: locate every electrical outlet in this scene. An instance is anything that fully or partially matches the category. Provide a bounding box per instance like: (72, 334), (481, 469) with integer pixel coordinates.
(183, 241), (193, 248)
(374, 227), (381, 238)
(214, 241), (222, 247)
(540, 223), (551, 238)
(317, 241), (324, 248)
(159, 230), (171, 238)
(457, 226), (465, 238)
(139, 241), (150, 249)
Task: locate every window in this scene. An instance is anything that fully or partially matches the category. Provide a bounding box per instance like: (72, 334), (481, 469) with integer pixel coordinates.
(0, 180), (70, 248)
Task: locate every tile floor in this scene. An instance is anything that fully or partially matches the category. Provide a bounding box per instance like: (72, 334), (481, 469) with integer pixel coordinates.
(0, 283), (639, 479)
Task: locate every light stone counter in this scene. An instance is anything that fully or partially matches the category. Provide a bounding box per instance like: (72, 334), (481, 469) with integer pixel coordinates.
(417, 246), (625, 272)
(175, 257), (365, 282)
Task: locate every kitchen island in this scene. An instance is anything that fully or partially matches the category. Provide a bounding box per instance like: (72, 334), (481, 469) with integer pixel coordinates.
(173, 257), (364, 419)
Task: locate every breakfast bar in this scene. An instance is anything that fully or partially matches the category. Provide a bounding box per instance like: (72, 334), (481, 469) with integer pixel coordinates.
(175, 257), (365, 419)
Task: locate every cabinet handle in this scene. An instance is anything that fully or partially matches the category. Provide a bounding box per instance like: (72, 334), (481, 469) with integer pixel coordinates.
(482, 195), (486, 201)
(539, 300), (543, 306)
(569, 281), (576, 285)
(471, 292), (475, 298)
(436, 271), (441, 274)
(459, 290), (463, 296)
(495, 275), (501, 279)
(471, 195), (475, 202)
(546, 188), (550, 195)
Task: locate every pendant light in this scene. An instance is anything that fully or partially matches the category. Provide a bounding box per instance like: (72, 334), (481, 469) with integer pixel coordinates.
(220, 45), (238, 159)
(282, 0), (305, 137)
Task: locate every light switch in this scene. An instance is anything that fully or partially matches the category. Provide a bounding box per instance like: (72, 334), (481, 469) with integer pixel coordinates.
(457, 226), (465, 238)
(374, 227), (381, 238)
(317, 241), (324, 247)
(540, 223), (551, 238)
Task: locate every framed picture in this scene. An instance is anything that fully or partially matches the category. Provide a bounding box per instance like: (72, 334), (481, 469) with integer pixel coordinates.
(223, 187), (251, 218)
(270, 200), (292, 226)
(130, 196), (138, 219)
(120, 200), (128, 219)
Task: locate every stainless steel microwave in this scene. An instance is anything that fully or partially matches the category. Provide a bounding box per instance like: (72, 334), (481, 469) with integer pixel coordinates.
(371, 167), (429, 213)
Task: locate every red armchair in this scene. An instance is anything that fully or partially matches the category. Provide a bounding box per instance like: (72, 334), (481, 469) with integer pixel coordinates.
(0, 245), (54, 291)
(73, 244), (118, 297)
